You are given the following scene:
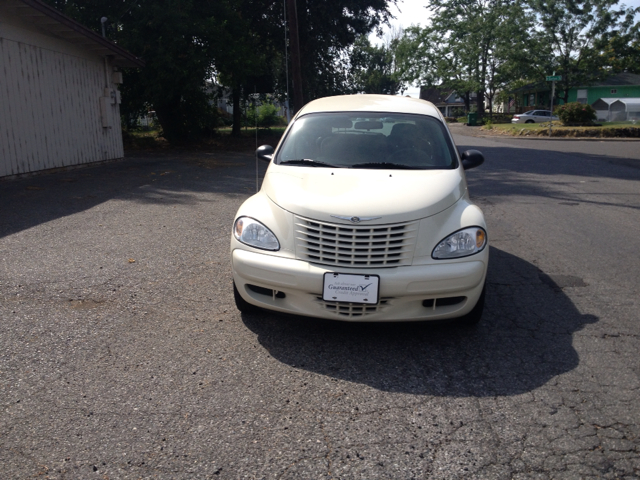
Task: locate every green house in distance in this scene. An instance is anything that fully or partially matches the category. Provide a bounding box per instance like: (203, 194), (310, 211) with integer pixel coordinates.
(512, 73), (640, 119)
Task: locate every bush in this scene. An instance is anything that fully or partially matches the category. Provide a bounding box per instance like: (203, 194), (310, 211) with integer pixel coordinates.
(258, 103), (286, 127)
(244, 103), (286, 128)
(554, 102), (597, 125)
(487, 114), (512, 124)
(215, 108), (233, 127)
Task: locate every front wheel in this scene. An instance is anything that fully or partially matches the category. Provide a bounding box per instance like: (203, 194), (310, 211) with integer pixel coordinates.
(233, 281), (261, 314)
(457, 283), (486, 326)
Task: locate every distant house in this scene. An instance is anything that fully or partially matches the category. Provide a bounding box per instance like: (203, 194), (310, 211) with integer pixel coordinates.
(565, 73), (640, 105)
(419, 87), (477, 117)
(513, 73), (640, 117)
(0, 0), (144, 178)
(512, 82), (553, 112)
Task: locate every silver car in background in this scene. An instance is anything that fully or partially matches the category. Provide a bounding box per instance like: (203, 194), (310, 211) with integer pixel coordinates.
(511, 110), (559, 124)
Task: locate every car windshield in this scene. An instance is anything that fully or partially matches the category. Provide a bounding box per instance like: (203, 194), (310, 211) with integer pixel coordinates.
(276, 112), (458, 169)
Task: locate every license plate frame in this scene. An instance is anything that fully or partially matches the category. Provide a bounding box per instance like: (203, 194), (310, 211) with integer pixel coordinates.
(322, 273), (380, 305)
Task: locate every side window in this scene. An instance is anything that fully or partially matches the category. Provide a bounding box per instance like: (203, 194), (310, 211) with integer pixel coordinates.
(577, 89), (588, 104)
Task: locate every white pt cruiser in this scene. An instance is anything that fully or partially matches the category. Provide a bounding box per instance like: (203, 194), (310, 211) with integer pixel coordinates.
(231, 94), (488, 324)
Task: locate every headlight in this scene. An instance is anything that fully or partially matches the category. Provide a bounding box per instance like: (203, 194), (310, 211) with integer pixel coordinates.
(432, 227), (487, 259)
(233, 217), (280, 251)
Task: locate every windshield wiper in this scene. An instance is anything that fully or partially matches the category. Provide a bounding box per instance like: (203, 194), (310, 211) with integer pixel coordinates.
(279, 159), (342, 168)
(350, 162), (421, 170)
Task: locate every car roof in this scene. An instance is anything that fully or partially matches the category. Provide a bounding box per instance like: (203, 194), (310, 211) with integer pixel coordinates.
(296, 94), (442, 119)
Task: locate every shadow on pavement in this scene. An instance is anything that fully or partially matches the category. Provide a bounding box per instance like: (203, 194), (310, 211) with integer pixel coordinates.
(0, 152), (265, 239)
(456, 142), (640, 212)
(241, 246), (597, 397)
(2, 140), (639, 240)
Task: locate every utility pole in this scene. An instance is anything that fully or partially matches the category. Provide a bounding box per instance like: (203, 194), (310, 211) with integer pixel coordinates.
(283, 0), (290, 122)
(286, 0), (303, 113)
(546, 71), (561, 137)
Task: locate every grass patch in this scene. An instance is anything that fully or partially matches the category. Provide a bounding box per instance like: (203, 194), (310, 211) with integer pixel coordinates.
(122, 129), (168, 150)
(483, 122), (640, 138)
(488, 123), (556, 133)
(600, 121), (640, 127)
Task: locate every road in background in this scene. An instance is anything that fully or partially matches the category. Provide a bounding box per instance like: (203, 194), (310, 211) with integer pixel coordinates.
(1, 134), (639, 478)
(452, 124), (640, 292)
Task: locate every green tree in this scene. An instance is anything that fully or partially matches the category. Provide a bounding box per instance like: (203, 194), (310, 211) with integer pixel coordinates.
(349, 35), (405, 94)
(395, 0), (533, 118)
(529, 0), (639, 104)
(121, 0), (228, 143)
(45, 0), (235, 143)
(44, 0), (397, 141)
(211, 0), (287, 136)
(395, 26), (474, 111)
(295, 0), (396, 102)
(591, 17), (640, 75)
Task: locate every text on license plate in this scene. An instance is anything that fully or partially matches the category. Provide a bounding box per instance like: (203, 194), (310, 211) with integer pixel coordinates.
(322, 273), (380, 305)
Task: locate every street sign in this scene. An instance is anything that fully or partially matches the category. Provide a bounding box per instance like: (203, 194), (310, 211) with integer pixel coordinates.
(546, 75), (562, 81)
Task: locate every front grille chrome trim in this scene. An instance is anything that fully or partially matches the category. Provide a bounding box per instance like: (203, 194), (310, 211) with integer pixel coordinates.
(315, 296), (393, 317)
(294, 216), (418, 268)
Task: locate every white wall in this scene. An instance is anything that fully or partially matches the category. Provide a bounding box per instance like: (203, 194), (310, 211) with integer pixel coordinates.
(0, 7), (124, 177)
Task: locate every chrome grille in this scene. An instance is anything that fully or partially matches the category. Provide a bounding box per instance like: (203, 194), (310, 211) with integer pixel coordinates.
(295, 216), (418, 268)
(316, 297), (392, 318)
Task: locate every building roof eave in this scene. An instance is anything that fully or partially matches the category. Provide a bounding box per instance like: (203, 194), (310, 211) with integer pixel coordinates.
(9, 0), (144, 68)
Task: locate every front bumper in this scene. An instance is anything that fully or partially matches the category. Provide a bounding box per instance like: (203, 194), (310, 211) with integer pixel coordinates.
(232, 248), (488, 322)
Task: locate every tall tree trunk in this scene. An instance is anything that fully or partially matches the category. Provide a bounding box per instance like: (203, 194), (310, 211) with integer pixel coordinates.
(287, 0), (304, 112)
(464, 93), (471, 113)
(477, 42), (490, 120)
(560, 83), (569, 105)
(155, 96), (185, 144)
(476, 90), (485, 118)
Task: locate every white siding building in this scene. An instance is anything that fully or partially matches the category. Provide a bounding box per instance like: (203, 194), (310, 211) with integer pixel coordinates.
(0, 0), (143, 177)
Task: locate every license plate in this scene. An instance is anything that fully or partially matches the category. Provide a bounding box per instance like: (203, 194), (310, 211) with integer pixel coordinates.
(322, 273), (380, 305)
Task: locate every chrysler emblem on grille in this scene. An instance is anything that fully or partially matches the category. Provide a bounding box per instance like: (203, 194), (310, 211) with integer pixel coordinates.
(331, 215), (381, 223)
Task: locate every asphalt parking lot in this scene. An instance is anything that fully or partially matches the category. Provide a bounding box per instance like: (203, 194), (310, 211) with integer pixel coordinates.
(1, 145), (639, 479)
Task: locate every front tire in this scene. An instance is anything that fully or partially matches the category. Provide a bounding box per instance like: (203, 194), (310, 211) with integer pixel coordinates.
(233, 281), (261, 314)
(457, 283), (486, 326)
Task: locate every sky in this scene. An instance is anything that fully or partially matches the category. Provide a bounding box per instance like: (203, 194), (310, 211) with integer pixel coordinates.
(371, 2), (434, 97)
(374, 0), (640, 97)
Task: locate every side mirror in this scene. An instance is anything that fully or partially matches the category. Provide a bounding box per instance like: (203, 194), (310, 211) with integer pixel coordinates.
(460, 149), (484, 170)
(256, 145), (274, 162)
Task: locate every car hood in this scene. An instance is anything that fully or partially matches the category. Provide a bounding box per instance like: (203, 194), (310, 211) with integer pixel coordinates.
(262, 167), (466, 224)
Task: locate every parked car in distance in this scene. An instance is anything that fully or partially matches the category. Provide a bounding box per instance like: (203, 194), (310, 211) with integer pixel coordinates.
(511, 110), (559, 123)
(231, 94), (488, 324)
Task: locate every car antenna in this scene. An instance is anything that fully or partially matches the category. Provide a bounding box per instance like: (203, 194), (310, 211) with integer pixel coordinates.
(255, 86), (259, 193)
